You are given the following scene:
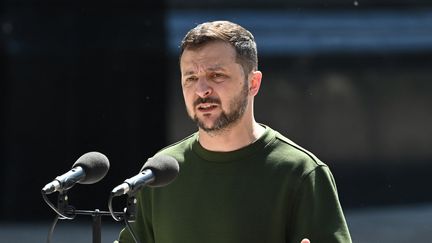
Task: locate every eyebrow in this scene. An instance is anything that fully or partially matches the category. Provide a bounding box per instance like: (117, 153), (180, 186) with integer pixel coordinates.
(183, 65), (226, 76)
(183, 71), (195, 76)
(207, 65), (226, 72)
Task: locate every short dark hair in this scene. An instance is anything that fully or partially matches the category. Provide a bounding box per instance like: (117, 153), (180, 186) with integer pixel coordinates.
(180, 20), (258, 76)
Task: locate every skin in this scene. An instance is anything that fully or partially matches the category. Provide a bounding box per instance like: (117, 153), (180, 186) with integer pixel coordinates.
(180, 40), (264, 151)
(180, 40), (312, 243)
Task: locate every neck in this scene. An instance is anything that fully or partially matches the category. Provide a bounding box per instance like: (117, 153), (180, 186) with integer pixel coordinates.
(198, 119), (265, 152)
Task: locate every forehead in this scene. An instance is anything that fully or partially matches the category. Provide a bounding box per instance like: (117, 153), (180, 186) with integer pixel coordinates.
(180, 41), (238, 72)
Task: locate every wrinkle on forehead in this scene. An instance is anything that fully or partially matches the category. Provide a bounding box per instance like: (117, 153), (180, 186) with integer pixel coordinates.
(180, 41), (237, 75)
(183, 63), (227, 76)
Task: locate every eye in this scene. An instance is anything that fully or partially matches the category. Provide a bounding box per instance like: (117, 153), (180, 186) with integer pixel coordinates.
(182, 76), (198, 87)
(186, 76), (198, 82)
(210, 73), (227, 82)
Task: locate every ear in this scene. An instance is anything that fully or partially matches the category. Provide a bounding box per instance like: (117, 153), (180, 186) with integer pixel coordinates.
(248, 70), (262, 96)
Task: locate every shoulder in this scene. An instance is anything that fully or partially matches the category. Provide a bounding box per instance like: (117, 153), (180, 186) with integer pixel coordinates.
(266, 127), (327, 178)
(153, 133), (197, 163)
(264, 128), (340, 195)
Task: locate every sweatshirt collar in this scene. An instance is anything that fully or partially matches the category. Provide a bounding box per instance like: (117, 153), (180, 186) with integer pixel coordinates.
(191, 125), (275, 163)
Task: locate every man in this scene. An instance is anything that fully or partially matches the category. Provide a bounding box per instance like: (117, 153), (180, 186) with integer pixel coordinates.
(118, 20), (351, 243)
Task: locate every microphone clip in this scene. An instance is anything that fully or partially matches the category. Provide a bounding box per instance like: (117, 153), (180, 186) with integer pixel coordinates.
(57, 190), (77, 220)
(125, 195), (137, 222)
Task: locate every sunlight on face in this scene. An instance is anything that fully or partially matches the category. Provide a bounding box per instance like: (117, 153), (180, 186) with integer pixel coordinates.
(180, 41), (250, 134)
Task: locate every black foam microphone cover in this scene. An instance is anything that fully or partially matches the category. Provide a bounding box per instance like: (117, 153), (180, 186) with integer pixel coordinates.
(73, 151), (110, 184)
(141, 154), (179, 187)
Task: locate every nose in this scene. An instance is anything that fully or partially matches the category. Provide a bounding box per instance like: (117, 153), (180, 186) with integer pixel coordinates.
(195, 78), (213, 98)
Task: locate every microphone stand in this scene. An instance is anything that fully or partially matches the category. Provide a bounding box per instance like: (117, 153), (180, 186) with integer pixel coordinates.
(67, 209), (121, 243)
(55, 191), (125, 243)
(108, 193), (141, 243)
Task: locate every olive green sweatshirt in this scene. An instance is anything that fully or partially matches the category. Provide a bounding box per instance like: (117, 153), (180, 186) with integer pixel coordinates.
(119, 125), (351, 243)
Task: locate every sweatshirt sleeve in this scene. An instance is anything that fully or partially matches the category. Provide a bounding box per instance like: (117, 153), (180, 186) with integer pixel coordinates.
(288, 165), (352, 243)
(118, 190), (155, 243)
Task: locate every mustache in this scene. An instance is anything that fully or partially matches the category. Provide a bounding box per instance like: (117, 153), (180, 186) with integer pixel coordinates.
(193, 97), (221, 107)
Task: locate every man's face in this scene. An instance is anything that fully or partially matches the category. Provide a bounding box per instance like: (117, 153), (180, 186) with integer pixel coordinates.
(180, 41), (250, 133)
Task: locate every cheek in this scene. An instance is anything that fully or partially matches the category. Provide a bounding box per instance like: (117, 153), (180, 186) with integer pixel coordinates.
(182, 90), (194, 108)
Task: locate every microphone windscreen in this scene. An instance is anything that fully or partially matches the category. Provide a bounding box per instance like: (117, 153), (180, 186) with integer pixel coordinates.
(141, 154), (179, 187)
(73, 151), (110, 184)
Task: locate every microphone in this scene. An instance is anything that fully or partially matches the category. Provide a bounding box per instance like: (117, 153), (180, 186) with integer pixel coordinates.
(111, 154), (179, 196)
(42, 152), (110, 194)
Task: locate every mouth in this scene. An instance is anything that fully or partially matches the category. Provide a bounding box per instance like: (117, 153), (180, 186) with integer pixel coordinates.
(196, 103), (219, 112)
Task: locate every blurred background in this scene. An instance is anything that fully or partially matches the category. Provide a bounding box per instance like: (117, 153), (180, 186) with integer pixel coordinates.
(1, 0), (432, 242)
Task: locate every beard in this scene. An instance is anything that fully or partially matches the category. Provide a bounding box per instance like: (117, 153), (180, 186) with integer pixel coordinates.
(191, 82), (249, 134)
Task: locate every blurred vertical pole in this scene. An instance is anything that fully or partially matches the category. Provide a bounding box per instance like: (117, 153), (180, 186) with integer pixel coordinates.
(0, 0), (167, 220)
(0, 0), (7, 221)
